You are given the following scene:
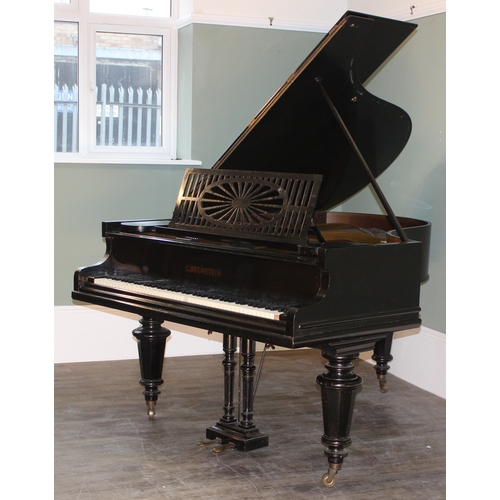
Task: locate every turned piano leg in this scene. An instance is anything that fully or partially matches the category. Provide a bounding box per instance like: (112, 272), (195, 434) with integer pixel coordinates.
(206, 336), (269, 451)
(372, 333), (394, 393)
(316, 350), (363, 487)
(132, 317), (171, 418)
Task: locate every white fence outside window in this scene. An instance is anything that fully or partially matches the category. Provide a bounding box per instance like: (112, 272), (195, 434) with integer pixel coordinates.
(54, 83), (162, 152)
(54, 84), (78, 152)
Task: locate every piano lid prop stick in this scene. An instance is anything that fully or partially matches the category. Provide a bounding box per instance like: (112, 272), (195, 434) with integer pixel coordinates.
(314, 77), (409, 243)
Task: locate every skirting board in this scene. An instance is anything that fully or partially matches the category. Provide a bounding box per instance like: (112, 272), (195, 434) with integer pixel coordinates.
(55, 305), (445, 398)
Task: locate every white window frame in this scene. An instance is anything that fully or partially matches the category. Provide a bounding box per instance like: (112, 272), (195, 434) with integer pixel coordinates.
(54, 0), (180, 164)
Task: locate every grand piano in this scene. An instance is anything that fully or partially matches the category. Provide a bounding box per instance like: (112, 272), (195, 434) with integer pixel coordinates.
(72, 11), (431, 488)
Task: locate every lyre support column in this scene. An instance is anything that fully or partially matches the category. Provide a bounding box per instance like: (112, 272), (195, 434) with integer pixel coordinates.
(132, 317), (171, 419)
(239, 338), (257, 430)
(372, 332), (394, 393)
(316, 349), (363, 487)
(221, 334), (237, 424)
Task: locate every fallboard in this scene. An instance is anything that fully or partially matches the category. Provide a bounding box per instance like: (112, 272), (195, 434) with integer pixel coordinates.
(95, 234), (324, 308)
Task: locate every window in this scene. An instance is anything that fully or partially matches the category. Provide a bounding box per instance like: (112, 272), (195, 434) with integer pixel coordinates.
(94, 32), (163, 148)
(54, 0), (177, 163)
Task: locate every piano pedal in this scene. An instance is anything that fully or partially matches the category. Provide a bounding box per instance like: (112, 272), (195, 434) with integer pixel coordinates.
(211, 442), (235, 454)
(197, 438), (235, 454)
(197, 439), (220, 447)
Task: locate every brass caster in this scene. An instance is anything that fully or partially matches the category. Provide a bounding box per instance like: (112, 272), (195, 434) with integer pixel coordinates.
(322, 471), (336, 487)
(147, 401), (156, 419)
(377, 375), (389, 393)
(322, 463), (340, 488)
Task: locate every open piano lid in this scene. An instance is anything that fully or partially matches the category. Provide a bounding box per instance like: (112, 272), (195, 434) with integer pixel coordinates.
(212, 11), (417, 211)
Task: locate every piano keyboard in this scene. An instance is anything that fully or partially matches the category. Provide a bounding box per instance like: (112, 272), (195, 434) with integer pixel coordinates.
(93, 277), (284, 320)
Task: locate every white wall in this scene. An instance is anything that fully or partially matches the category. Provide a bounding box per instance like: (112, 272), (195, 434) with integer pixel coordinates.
(178, 0), (445, 25)
(347, 0), (444, 20)
(179, 0), (348, 25)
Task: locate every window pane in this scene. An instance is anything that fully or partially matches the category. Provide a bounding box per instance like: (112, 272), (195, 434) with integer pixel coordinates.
(54, 21), (79, 153)
(89, 1), (170, 18)
(95, 32), (162, 147)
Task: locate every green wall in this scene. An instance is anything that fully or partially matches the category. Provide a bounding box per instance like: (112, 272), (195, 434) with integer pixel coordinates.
(56, 14), (445, 334)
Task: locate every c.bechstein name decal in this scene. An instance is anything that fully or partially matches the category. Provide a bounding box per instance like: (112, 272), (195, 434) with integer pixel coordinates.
(185, 265), (222, 278)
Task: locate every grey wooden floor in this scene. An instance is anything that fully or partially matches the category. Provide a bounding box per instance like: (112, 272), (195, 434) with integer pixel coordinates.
(54, 349), (445, 499)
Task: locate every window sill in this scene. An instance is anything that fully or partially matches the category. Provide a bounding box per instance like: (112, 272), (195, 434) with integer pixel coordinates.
(54, 156), (202, 167)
